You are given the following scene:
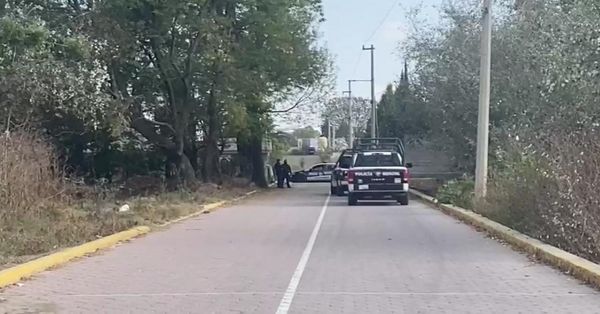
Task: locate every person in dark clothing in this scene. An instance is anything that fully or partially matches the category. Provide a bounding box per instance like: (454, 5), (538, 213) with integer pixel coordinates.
(283, 160), (292, 188)
(274, 159), (284, 188)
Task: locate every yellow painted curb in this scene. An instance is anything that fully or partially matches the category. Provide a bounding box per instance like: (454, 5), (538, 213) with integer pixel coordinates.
(157, 201), (228, 228)
(0, 226), (150, 289)
(158, 189), (261, 228)
(232, 190), (259, 203)
(410, 190), (600, 288)
(203, 200), (228, 212)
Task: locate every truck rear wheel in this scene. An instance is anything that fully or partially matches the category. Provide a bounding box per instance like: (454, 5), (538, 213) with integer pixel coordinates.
(336, 184), (345, 196)
(348, 194), (358, 206)
(398, 194), (409, 206)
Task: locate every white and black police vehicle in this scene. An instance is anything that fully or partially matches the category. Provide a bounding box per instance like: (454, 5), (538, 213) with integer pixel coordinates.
(346, 138), (413, 206)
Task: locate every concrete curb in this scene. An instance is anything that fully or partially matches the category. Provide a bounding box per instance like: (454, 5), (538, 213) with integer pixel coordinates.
(0, 226), (150, 289)
(158, 201), (228, 228)
(410, 189), (600, 288)
(158, 189), (260, 228)
(0, 188), (264, 289)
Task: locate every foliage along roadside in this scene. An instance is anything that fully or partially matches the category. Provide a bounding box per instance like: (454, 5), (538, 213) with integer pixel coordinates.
(370, 0), (600, 264)
(0, 0), (331, 187)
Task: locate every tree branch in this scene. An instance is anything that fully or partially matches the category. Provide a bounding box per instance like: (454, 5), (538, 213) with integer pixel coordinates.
(268, 87), (315, 113)
(131, 116), (176, 151)
(143, 42), (178, 115)
(146, 119), (177, 135)
(185, 33), (200, 77)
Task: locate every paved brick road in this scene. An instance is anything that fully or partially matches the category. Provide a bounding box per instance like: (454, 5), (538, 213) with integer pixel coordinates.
(1, 183), (599, 313)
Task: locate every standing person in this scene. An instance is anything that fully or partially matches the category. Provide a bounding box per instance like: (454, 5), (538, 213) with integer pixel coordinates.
(283, 160), (292, 188)
(274, 159), (284, 188)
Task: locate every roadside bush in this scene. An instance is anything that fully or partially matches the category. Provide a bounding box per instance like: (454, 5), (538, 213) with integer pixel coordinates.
(544, 130), (600, 262)
(480, 154), (555, 236)
(0, 132), (89, 261)
(0, 132), (254, 264)
(436, 178), (474, 209)
(0, 132), (67, 219)
(482, 131), (600, 263)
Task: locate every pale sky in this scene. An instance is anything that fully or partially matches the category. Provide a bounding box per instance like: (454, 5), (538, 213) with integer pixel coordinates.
(275, 0), (442, 131)
(321, 0), (442, 99)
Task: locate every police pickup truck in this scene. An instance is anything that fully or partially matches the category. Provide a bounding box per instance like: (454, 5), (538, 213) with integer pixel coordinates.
(346, 138), (412, 206)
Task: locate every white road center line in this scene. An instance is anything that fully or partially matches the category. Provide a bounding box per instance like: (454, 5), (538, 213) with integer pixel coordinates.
(276, 195), (331, 314)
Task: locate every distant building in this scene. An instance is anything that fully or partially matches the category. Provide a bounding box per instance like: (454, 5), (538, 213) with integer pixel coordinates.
(222, 138), (272, 156)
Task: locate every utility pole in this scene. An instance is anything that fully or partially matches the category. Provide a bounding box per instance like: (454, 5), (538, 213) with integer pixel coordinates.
(327, 119), (332, 150)
(344, 79), (371, 147)
(475, 0), (492, 199)
(362, 45), (376, 138)
(347, 80), (354, 146)
(342, 90), (351, 146)
(332, 124), (336, 151)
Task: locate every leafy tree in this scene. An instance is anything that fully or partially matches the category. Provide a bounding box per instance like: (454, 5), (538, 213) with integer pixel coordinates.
(398, 0), (600, 170)
(375, 65), (430, 143)
(0, 3), (122, 178)
(88, 0), (326, 185)
(292, 126), (320, 140)
(321, 96), (371, 143)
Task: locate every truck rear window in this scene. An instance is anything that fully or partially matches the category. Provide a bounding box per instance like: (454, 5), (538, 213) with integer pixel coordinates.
(338, 156), (353, 168)
(354, 153), (402, 167)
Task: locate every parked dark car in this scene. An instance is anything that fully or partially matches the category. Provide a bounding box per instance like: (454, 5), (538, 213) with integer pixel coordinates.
(291, 163), (336, 182)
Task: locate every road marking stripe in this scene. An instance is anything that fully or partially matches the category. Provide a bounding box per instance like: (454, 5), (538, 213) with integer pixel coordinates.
(296, 291), (599, 296)
(276, 195), (331, 314)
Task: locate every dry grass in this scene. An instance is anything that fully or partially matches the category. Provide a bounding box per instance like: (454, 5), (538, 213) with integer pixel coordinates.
(129, 183), (252, 225)
(0, 132), (254, 265)
(0, 132), (67, 220)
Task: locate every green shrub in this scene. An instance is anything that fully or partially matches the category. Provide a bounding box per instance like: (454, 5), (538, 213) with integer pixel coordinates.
(436, 179), (474, 209)
(480, 154), (553, 235)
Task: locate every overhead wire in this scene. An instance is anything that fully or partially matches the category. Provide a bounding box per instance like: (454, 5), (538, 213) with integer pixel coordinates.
(364, 0), (399, 44)
(350, 0), (399, 77)
(364, 0), (399, 137)
(350, 51), (364, 76)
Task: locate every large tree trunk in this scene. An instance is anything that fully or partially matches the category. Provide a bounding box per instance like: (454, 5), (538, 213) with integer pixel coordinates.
(202, 139), (221, 183)
(202, 86), (222, 183)
(249, 137), (268, 188)
(165, 149), (196, 187)
(131, 116), (197, 185)
(177, 152), (196, 182)
(236, 138), (252, 179)
(185, 122), (200, 174)
(172, 128), (196, 185)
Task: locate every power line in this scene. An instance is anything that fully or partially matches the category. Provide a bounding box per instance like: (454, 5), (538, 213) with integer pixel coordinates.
(350, 50), (364, 76)
(364, 0), (399, 43)
(347, 1), (398, 90)
(351, 1), (398, 77)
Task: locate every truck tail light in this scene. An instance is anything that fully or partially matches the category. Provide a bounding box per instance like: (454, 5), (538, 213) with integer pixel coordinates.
(347, 171), (355, 184)
(402, 169), (410, 183)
